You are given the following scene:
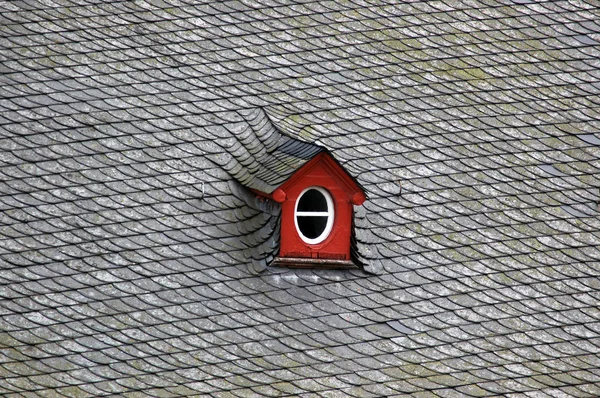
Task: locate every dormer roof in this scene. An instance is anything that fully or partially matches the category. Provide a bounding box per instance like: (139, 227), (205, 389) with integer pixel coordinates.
(219, 108), (323, 195)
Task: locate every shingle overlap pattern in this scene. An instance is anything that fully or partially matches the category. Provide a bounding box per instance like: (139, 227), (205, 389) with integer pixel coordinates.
(1, 0), (600, 397)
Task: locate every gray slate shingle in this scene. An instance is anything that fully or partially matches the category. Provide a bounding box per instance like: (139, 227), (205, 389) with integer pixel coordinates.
(1, 0), (600, 397)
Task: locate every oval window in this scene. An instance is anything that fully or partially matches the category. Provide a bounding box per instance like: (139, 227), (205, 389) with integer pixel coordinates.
(294, 187), (334, 244)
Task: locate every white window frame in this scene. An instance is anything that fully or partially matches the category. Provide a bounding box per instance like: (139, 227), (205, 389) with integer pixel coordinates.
(294, 186), (335, 245)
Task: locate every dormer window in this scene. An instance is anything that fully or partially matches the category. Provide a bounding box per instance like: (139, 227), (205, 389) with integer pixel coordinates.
(210, 109), (365, 271)
(269, 151), (366, 269)
(295, 187), (334, 244)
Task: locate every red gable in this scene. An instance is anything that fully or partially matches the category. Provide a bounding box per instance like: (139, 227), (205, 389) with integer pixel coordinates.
(267, 151), (365, 268)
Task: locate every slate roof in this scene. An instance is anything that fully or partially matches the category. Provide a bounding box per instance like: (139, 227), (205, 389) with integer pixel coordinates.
(210, 107), (324, 195)
(1, 0), (600, 397)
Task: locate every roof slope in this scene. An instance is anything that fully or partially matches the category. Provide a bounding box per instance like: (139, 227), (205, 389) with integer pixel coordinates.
(211, 107), (323, 195)
(1, 0), (600, 397)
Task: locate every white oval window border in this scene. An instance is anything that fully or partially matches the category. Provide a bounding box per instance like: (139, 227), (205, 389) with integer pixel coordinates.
(294, 186), (335, 245)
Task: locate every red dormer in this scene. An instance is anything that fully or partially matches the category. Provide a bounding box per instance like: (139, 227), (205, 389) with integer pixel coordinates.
(269, 151), (365, 268)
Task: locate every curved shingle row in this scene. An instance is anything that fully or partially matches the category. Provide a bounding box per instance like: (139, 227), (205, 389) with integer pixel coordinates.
(1, 0), (600, 397)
